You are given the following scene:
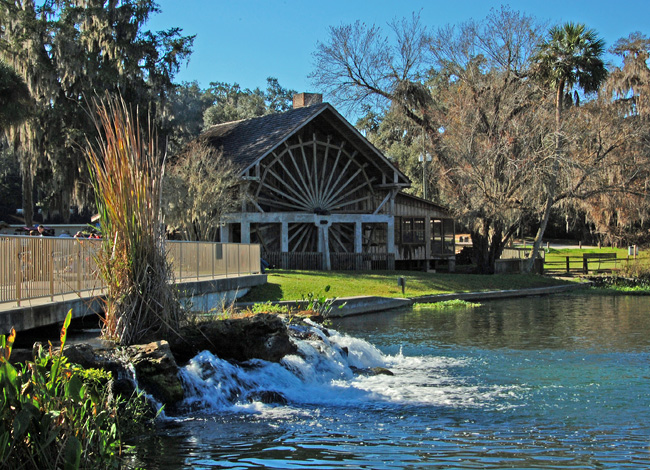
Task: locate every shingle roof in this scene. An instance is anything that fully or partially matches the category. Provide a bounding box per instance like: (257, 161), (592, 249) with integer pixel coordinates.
(200, 102), (330, 170)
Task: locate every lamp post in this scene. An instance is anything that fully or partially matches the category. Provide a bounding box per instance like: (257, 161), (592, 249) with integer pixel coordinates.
(418, 153), (432, 199)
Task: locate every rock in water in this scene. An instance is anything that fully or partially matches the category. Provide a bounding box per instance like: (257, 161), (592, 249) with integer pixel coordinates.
(247, 390), (288, 405)
(170, 314), (297, 364)
(350, 366), (394, 376)
(128, 340), (184, 405)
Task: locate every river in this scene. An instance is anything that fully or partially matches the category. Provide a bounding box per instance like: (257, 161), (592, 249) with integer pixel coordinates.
(133, 293), (650, 469)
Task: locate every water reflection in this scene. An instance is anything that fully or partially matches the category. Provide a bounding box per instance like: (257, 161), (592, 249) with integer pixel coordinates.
(333, 294), (650, 353)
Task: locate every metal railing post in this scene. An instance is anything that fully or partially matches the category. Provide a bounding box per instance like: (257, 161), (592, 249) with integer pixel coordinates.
(49, 241), (54, 301)
(77, 241), (82, 293)
(15, 237), (21, 306)
(225, 244), (229, 277)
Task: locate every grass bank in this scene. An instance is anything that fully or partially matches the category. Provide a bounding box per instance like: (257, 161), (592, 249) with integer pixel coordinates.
(241, 270), (575, 302)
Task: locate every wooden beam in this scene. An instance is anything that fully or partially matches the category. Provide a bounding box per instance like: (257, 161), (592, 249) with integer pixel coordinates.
(265, 167), (313, 207)
(373, 191), (392, 214)
(285, 143), (317, 207)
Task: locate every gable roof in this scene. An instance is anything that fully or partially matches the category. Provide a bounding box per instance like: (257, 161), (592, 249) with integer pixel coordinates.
(199, 102), (410, 186)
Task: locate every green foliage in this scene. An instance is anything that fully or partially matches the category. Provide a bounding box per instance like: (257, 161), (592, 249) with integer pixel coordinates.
(202, 77), (296, 127)
(301, 285), (345, 316)
(246, 302), (291, 315)
(413, 299), (482, 309)
(0, 60), (31, 131)
(0, 310), (123, 469)
(0, 1), (194, 223)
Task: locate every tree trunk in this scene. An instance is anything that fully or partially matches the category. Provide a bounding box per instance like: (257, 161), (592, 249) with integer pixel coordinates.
(20, 158), (33, 226)
(470, 220), (508, 274)
(524, 81), (564, 273)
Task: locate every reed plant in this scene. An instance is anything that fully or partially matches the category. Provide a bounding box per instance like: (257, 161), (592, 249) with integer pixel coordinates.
(85, 94), (182, 345)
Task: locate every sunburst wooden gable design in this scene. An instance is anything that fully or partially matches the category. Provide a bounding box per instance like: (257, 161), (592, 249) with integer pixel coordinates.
(201, 95), (455, 271)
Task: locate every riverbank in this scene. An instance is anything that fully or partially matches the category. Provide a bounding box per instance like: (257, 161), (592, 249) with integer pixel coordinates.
(237, 271), (589, 317)
(240, 270), (577, 302)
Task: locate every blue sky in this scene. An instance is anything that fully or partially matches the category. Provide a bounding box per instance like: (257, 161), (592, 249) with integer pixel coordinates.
(148, 0), (649, 96)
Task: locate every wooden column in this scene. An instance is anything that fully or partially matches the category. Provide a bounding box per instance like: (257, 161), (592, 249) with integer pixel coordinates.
(424, 217), (432, 262)
(387, 217), (395, 254)
(354, 222), (363, 253)
(241, 222), (250, 244)
(221, 224), (230, 243)
(318, 224), (331, 270)
(281, 221), (289, 252)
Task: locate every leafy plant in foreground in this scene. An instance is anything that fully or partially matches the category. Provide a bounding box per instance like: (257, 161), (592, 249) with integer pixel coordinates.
(0, 310), (130, 469)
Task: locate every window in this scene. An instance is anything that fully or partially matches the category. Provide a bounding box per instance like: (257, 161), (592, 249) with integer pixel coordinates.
(401, 218), (425, 244)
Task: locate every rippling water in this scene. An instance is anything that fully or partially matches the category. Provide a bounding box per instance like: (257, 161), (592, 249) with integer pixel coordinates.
(134, 294), (650, 469)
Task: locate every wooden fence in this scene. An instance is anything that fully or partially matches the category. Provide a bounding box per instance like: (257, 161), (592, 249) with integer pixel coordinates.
(264, 252), (396, 271)
(544, 253), (624, 274)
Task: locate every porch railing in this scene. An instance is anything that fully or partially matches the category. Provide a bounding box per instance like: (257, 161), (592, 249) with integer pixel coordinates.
(0, 235), (261, 306)
(263, 251), (395, 271)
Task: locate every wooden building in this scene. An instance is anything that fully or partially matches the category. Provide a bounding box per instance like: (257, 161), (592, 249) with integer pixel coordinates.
(201, 93), (455, 271)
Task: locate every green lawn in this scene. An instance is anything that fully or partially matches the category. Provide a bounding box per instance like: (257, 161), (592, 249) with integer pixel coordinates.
(241, 270), (574, 302)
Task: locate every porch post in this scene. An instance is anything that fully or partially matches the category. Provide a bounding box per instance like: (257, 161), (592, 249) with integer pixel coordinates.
(387, 217), (395, 254)
(241, 222), (250, 244)
(221, 224), (230, 243)
(424, 216), (432, 271)
(354, 222), (363, 253)
(281, 221), (289, 252)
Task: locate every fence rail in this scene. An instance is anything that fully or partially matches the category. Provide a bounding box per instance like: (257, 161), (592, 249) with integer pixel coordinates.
(501, 247), (545, 260)
(263, 251), (396, 271)
(0, 235), (261, 306)
(544, 254), (624, 274)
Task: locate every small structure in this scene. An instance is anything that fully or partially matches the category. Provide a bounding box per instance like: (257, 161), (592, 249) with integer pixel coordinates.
(200, 93), (455, 271)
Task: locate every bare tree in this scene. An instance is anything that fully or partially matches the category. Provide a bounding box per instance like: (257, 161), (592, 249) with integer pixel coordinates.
(313, 7), (549, 272)
(163, 142), (241, 241)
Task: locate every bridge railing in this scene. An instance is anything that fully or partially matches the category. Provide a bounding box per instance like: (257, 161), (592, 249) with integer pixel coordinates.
(0, 235), (261, 306)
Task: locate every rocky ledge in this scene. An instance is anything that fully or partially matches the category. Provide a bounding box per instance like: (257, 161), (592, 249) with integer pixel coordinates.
(61, 314), (298, 407)
(60, 313), (392, 410)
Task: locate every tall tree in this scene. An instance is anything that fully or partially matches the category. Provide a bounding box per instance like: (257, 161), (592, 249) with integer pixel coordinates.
(0, 60), (30, 131)
(528, 22), (607, 267)
(605, 32), (650, 118)
(577, 33), (650, 245)
(0, 0), (193, 224)
(202, 77), (295, 127)
(163, 141), (241, 241)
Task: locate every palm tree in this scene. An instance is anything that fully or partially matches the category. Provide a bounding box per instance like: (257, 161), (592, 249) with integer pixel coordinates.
(534, 22), (607, 143)
(526, 23), (607, 269)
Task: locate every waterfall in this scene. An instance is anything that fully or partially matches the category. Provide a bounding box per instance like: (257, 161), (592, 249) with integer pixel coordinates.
(177, 320), (514, 413)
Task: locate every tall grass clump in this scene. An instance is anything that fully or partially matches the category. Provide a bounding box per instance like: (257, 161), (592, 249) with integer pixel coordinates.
(86, 94), (182, 345)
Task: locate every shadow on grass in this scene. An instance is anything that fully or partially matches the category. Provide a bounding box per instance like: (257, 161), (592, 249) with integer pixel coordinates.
(241, 282), (283, 302)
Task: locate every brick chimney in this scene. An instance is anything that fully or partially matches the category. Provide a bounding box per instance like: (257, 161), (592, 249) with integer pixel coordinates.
(293, 93), (323, 109)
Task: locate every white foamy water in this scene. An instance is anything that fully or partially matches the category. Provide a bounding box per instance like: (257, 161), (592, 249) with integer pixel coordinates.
(178, 320), (521, 413)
